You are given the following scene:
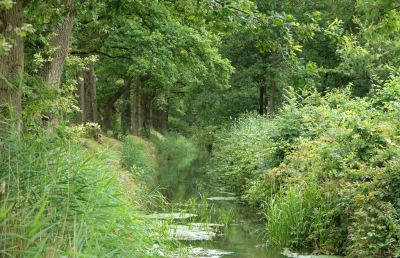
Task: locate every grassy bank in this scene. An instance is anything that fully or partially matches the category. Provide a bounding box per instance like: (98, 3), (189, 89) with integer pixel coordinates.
(207, 83), (400, 257)
(0, 123), (180, 257)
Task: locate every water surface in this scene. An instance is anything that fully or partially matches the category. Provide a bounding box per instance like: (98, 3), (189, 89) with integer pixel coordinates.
(154, 155), (339, 258)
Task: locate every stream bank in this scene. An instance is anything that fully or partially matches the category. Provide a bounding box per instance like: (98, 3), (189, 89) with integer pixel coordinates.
(152, 154), (341, 258)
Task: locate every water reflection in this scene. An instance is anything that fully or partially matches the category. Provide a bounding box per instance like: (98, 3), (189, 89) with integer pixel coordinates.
(155, 155), (339, 258)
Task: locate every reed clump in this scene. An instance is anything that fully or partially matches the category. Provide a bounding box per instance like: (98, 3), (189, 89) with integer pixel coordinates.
(0, 118), (176, 257)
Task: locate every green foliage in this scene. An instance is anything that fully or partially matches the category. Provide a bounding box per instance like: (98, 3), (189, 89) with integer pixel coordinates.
(167, 116), (192, 136)
(153, 132), (197, 165)
(0, 120), (177, 257)
(266, 184), (335, 249)
(207, 78), (400, 256)
(121, 136), (155, 182)
(0, 0), (13, 9)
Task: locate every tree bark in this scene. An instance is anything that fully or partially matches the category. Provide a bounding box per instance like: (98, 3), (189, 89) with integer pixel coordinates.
(36, 3), (75, 129)
(76, 71), (85, 124)
(259, 86), (265, 116)
(161, 98), (170, 135)
(37, 14), (74, 87)
(270, 79), (276, 119)
(102, 75), (131, 133)
(269, 1), (280, 120)
(121, 86), (131, 134)
(131, 77), (140, 136)
(0, 2), (25, 133)
(83, 61), (98, 124)
(151, 101), (162, 131)
(151, 103), (157, 129)
(140, 90), (154, 137)
(264, 84), (268, 117)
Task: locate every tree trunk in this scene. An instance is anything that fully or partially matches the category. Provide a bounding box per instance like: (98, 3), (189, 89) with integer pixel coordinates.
(140, 90), (154, 137)
(83, 61), (98, 124)
(102, 75), (131, 133)
(131, 77), (140, 136)
(270, 80), (276, 119)
(269, 2), (280, 120)
(151, 103), (157, 129)
(259, 86), (265, 116)
(37, 13), (74, 87)
(0, 1), (26, 133)
(139, 109), (144, 130)
(121, 86), (131, 134)
(76, 71), (85, 124)
(36, 4), (75, 129)
(151, 101), (162, 131)
(264, 85), (268, 117)
(161, 98), (170, 135)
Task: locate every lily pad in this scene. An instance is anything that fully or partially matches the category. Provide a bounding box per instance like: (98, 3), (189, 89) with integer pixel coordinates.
(146, 212), (198, 220)
(207, 197), (237, 201)
(187, 247), (234, 257)
(168, 225), (215, 240)
(282, 248), (342, 258)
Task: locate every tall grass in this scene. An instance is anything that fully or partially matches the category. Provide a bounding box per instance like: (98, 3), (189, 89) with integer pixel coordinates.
(153, 133), (197, 166)
(121, 135), (156, 184)
(0, 116), (175, 257)
(265, 184), (334, 249)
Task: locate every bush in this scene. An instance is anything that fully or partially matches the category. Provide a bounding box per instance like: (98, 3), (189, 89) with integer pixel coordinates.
(207, 80), (400, 256)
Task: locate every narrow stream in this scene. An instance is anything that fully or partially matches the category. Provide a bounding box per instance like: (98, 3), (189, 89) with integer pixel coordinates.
(154, 155), (339, 258)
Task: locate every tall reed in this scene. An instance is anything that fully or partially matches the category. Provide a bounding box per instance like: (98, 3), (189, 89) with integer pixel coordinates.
(0, 115), (175, 257)
(265, 184), (334, 248)
(152, 132), (197, 166)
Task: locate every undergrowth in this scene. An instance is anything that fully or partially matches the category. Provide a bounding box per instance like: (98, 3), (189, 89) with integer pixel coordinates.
(0, 118), (179, 257)
(152, 132), (197, 166)
(207, 79), (400, 257)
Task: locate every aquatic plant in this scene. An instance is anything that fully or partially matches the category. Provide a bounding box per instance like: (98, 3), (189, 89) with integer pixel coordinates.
(220, 207), (234, 226)
(265, 184), (334, 248)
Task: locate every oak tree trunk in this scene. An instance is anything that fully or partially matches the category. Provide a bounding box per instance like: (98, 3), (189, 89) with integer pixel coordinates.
(131, 77), (140, 136)
(102, 75), (131, 133)
(151, 101), (162, 131)
(121, 86), (131, 134)
(264, 85), (268, 117)
(140, 91), (154, 137)
(83, 61), (98, 124)
(36, 5), (75, 129)
(270, 80), (276, 119)
(161, 98), (170, 135)
(151, 104), (157, 130)
(259, 86), (265, 116)
(0, 1), (28, 133)
(268, 2), (280, 119)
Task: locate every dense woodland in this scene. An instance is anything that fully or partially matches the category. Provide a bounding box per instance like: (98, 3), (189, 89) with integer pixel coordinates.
(1, 0), (400, 257)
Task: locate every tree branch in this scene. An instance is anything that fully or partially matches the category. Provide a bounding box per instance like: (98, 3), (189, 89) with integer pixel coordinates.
(72, 31), (104, 46)
(71, 50), (132, 59)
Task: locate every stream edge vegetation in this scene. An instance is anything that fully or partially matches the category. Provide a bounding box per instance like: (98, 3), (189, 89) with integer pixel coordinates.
(206, 82), (400, 257)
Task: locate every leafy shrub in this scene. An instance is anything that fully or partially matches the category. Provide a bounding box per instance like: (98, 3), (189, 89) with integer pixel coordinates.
(207, 78), (400, 256)
(168, 116), (191, 136)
